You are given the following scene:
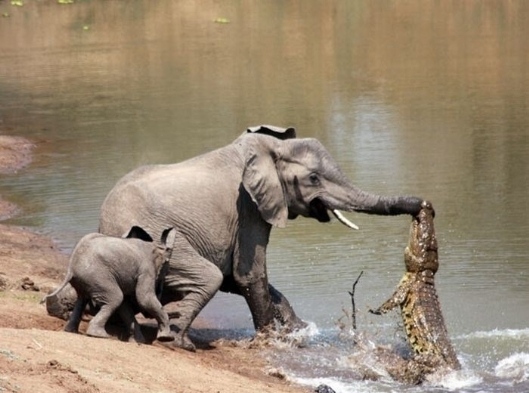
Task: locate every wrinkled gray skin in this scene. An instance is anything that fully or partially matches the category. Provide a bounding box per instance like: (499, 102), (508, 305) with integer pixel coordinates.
(99, 125), (424, 351)
(44, 227), (176, 343)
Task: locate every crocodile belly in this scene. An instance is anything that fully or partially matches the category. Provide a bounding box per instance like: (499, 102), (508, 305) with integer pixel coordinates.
(401, 281), (460, 369)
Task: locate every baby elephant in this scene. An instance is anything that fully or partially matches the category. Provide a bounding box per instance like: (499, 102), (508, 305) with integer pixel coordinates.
(43, 226), (176, 343)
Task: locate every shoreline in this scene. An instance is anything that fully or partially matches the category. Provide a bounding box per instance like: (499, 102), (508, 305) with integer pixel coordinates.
(0, 134), (35, 221)
(0, 134), (35, 175)
(0, 135), (308, 393)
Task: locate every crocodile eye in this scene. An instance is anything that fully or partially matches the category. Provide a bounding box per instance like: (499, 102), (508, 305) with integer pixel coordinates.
(309, 173), (320, 185)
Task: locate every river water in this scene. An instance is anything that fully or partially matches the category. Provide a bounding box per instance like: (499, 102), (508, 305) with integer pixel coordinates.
(1, 1), (528, 392)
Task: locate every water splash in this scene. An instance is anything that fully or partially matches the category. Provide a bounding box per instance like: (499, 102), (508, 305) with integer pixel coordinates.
(494, 352), (529, 383)
(460, 328), (529, 340)
(261, 326), (529, 393)
(292, 377), (383, 393)
(252, 321), (320, 349)
(423, 368), (482, 391)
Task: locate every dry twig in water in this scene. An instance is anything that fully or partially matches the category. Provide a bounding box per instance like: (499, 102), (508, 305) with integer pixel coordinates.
(348, 271), (363, 330)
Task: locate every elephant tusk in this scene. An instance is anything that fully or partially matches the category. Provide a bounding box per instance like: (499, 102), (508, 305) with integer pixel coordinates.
(332, 210), (359, 230)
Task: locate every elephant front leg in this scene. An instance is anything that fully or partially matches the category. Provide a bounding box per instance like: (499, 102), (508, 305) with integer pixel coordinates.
(269, 284), (307, 331)
(239, 276), (276, 332)
(234, 223), (305, 333)
(220, 276), (305, 332)
(238, 279), (308, 333)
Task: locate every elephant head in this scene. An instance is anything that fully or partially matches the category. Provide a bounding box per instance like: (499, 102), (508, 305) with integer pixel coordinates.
(242, 128), (423, 229)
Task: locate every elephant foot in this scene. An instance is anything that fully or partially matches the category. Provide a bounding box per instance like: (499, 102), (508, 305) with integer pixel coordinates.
(131, 329), (147, 344)
(282, 317), (308, 333)
(261, 316), (308, 336)
(269, 284), (307, 332)
(169, 317), (196, 351)
(156, 329), (175, 343)
(175, 334), (196, 352)
(64, 325), (79, 334)
(170, 331), (196, 352)
(86, 325), (111, 339)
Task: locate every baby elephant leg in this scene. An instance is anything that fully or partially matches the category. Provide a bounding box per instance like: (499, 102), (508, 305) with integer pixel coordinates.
(136, 277), (174, 342)
(86, 291), (123, 339)
(117, 301), (147, 343)
(64, 297), (88, 333)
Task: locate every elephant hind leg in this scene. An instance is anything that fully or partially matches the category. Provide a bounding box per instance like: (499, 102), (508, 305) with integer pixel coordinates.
(117, 301), (146, 343)
(135, 280), (173, 342)
(64, 297), (88, 333)
(166, 234), (224, 351)
(86, 292), (124, 339)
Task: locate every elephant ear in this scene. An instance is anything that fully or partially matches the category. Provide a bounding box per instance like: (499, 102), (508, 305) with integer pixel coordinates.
(123, 226), (153, 242)
(246, 125), (296, 140)
(242, 146), (288, 228)
(160, 228), (177, 251)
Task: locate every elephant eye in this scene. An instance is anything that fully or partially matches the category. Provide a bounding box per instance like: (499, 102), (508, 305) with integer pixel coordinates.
(309, 173), (320, 185)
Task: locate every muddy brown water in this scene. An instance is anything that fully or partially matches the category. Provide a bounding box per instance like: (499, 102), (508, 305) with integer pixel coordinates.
(1, 1), (528, 391)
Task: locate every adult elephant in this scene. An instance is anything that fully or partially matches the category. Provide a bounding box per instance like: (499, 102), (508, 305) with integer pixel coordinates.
(99, 125), (424, 351)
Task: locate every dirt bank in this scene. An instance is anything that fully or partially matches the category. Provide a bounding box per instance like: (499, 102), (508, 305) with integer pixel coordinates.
(0, 135), (35, 220)
(0, 137), (308, 393)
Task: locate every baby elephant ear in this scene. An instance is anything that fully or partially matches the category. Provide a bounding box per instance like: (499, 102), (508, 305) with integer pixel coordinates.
(242, 148), (288, 228)
(246, 125), (296, 140)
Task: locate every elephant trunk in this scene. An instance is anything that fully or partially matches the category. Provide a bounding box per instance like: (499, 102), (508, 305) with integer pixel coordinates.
(310, 170), (425, 230)
(312, 152), (425, 218)
(351, 192), (424, 216)
(314, 180), (424, 231)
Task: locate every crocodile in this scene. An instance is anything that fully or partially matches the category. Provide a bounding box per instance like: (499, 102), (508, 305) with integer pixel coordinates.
(369, 200), (461, 383)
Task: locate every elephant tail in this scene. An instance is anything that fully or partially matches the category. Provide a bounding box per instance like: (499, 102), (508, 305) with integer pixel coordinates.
(39, 269), (73, 304)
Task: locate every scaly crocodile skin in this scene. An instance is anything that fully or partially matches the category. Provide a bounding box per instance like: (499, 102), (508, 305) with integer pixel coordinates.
(370, 201), (461, 371)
